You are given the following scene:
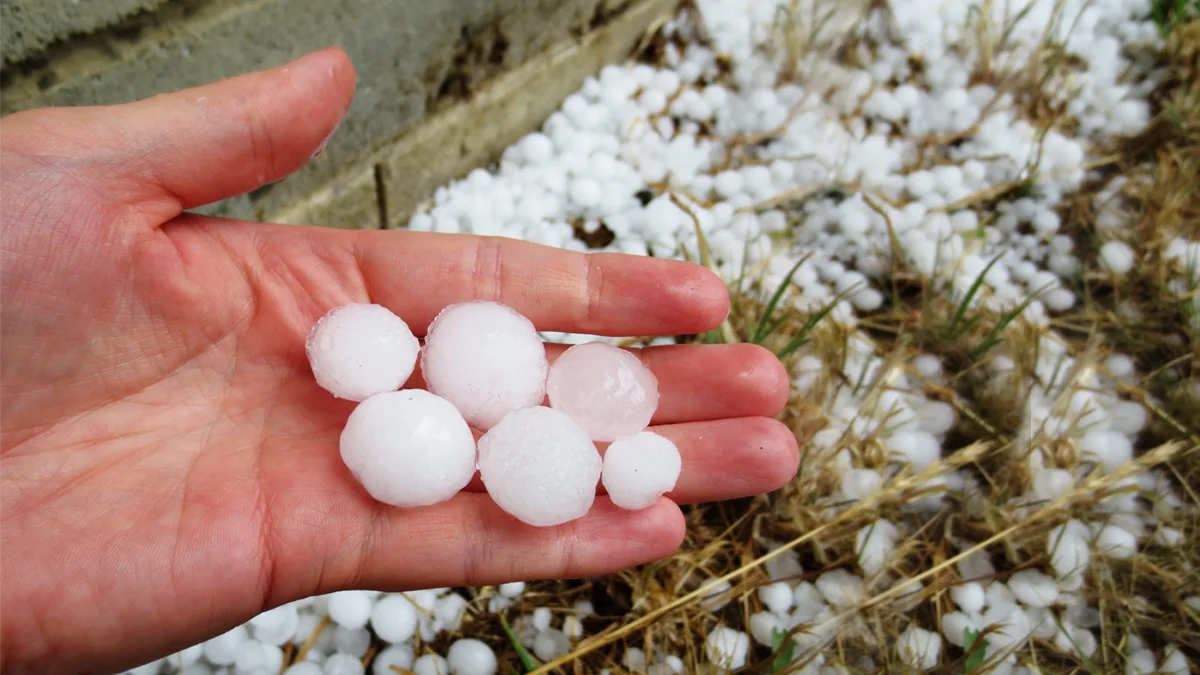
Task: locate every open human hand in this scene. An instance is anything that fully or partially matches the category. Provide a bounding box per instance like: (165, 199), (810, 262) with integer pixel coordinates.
(0, 48), (799, 675)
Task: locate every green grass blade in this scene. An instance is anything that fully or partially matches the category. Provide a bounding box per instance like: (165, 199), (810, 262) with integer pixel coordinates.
(963, 627), (988, 672)
(753, 254), (812, 343)
(947, 254), (1004, 337)
(770, 627), (796, 672)
(777, 285), (855, 359)
(499, 615), (539, 673)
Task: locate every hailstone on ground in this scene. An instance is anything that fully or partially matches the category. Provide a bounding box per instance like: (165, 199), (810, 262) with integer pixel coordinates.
(340, 390), (477, 508)
(306, 303), (420, 402)
(477, 406), (602, 526)
(546, 342), (659, 441)
(600, 432), (681, 510)
(421, 301), (549, 430)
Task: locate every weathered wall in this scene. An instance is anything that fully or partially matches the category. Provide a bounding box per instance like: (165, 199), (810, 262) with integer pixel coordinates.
(1, 0), (676, 227)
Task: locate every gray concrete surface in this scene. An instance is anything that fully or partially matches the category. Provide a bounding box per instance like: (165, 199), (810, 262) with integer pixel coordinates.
(1, 0), (169, 65)
(1, 0), (662, 226)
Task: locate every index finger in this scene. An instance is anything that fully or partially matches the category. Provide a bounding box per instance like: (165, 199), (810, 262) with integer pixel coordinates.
(350, 230), (730, 336)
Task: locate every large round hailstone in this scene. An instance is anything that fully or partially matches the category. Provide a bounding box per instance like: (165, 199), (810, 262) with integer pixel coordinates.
(477, 406), (601, 526)
(601, 432), (681, 510)
(546, 342), (659, 441)
(422, 301), (549, 430)
(306, 303), (420, 402)
(340, 390), (477, 508)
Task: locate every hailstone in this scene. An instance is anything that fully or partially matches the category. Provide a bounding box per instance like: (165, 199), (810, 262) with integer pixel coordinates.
(447, 638), (498, 675)
(421, 301), (549, 430)
(340, 390), (477, 508)
(546, 342), (659, 441)
(477, 406), (602, 526)
(306, 303), (419, 402)
(600, 432), (681, 510)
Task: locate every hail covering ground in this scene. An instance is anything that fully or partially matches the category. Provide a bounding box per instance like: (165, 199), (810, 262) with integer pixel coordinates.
(127, 0), (1200, 673)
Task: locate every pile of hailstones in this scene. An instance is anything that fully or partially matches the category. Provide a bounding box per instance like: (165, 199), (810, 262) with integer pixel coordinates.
(308, 300), (682, 525)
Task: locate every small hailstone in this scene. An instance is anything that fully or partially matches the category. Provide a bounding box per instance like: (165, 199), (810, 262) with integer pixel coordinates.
(664, 655), (684, 674)
(941, 612), (977, 648)
(1007, 570), (1059, 607)
(562, 615), (583, 638)
(1161, 645), (1189, 674)
(855, 520), (899, 577)
(306, 304), (420, 402)
(1049, 520), (1091, 578)
(371, 594), (418, 644)
(601, 431), (681, 510)
(1154, 527), (1183, 547)
(324, 653), (366, 675)
(327, 591), (374, 630)
(532, 607), (552, 632)
(886, 430), (941, 472)
(546, 342), (659, 441)
(250, 604), (300, 646)
(340, 390), (476, 507)
(623, 648), (647, 671)
(1033, 469), (1073, 501)
(917, 401), (956, 435)
(569, 177), (603, 208)
(498, 582), (525, 598)
(434, 593), (468, 631)
(413, 654), (450, 675)
(950, 583), (985, 614)
(373, 646), (415, 675)
(841, 469), (882, 500)
(896, 625), (941, 671)
(447, 639), (498, 675)
(285, 663), (324, 675)
(421, 301), (549, 430)
(1110, 401), (1146, 434)
(334, 626), (371, 658)
(1099, 241), (1135, 274)
(1126, 650), (1157, 675)
(758, 581), (794, 615)
(699, 578), (733, 611)
(532, 629), (571, 662)
(749, 611), (784, 646)
(478, 406), (602, 526)
(1096, 523), (1138, 559)
(705, 626), (750, 670)
(233, 641), (271, 674)
(204, 625), (249, 666)
(815, 569), (865, 607)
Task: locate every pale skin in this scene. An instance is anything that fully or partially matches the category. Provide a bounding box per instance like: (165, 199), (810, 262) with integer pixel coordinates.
(0, 48), (799, 675)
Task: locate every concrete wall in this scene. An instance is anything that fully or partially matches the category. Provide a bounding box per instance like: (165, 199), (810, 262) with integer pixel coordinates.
(1, 0), (677, 227)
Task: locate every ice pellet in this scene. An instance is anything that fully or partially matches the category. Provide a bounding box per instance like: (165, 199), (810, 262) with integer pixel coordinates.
(546, 342), (659, 441)
(447, 638), (498, 675)
(306, 303), (420, 402)
(422, 301), (549, 430)
(340, 390), (477, 508)
(477, 406), (602, 526)
(601, 432), (681, 510)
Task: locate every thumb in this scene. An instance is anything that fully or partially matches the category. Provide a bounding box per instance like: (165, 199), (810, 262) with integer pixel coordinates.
(17, 48), (355, 218)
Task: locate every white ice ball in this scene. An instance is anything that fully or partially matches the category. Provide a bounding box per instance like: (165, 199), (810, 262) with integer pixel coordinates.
(371, 594), (419, 644)
(340, 390), (477, 508)
(897, 625), (941, 671)
(413, 654), (450, 675)
(1099, 241), (1135, 274)
(1007, 569), (1060, 607)
(478, 406), (602, 526)
(372, 646), (415, 675)
(447, 638), (498, 675)
(250, 604), (300, 646)
(422, 301), (549, 430)
(533, 629), (571, 661)
(324, 653), (365, 675)
(600, 432), (680, 510)
(204, 625), (249, 666)
(704, 626), (749, 670)
(546, 342), (659, 441)
(327, 591), (374, 630)
(306, 304), (420, 402)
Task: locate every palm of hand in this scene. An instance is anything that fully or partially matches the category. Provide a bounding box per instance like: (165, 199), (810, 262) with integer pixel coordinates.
(0, 49), (798, 675)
